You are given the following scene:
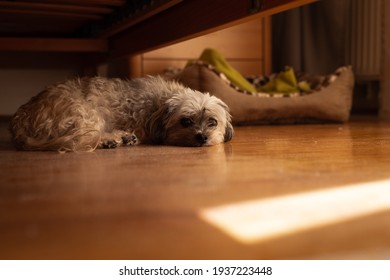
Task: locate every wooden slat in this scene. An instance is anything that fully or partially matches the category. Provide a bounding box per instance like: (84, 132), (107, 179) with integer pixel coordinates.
(140, 18), (268, 77)
(109, 0), (317, 58)
(144, 19), (265, 60)
(262, 16), (272, 75)
(99, 0), (183, 38)
(0, 9), (103, 20)
(0, 38), (108, 52)
(0, 2), (113, 14)
(0, 13), (90, 37)
(17, 0), (125, 6)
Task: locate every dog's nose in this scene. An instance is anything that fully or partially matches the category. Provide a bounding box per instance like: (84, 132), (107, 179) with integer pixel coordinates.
(195, 133), (208, 145)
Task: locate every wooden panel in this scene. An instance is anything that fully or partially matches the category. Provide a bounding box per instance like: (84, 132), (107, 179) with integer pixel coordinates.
(0, 0), (125, 37)
(144, 18), (264, 59)
(19, 0), (125, 5)
(0, 8), (103, 20)
(0, 38), (108, 52)
(140, 17), (271, 77)
(0, 0), (314, 54)
(262, 16), (272, 74)
(109, 0), (317, 58)
(0, 2), (113, 14)
(98, 0), (183, 38)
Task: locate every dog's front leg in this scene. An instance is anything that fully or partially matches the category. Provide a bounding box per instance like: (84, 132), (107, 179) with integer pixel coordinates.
(98, 130), (138, 149)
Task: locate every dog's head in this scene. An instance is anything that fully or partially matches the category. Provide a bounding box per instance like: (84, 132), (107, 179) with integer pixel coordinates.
(145, 87), (233, 147)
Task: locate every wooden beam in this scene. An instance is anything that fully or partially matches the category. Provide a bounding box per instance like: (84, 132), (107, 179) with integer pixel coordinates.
(108, 0), (317, 58)
(17, 0), (125, 6)
(0, 38), (108, 52)
(0, 9), (103, 20)
(99, 0), (183, 38)
(0, 2), (113, 14)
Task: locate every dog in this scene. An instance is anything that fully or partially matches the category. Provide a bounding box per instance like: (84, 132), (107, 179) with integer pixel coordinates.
(10, 76), (233, 152)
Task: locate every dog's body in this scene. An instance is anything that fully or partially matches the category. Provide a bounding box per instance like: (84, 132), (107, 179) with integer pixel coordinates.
(10, 76), (233, 152)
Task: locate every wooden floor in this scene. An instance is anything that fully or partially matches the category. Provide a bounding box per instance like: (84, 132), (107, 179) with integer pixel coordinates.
(1, 117), (390, 260)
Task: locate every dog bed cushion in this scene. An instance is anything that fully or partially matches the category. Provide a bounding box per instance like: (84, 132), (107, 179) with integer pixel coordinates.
(176, 51), (354, 124)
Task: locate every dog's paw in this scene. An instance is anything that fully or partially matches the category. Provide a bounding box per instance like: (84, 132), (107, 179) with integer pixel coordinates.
(121, 133), (138, 146)
(98, 131), (138, 149)
(100, 139), (118, 149)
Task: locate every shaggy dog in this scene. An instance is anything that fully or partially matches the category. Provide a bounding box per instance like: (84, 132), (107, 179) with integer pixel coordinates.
(10, 76), (233, 152)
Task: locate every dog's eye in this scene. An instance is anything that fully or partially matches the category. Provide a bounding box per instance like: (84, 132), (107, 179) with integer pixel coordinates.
(180, 117), (193, 128)
(208, 118), (218, 127)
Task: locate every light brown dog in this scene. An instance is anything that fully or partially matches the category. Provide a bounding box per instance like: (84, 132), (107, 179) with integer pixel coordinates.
(10, 76), (233, 152)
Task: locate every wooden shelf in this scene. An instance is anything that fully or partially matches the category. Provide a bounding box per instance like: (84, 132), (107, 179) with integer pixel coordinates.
(108, 0), (316, 58)
(0, 0), (315, 54)
(0, 38), (107, 52)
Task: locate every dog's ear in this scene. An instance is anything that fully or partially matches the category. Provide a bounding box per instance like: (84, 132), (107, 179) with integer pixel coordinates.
(144, 104), (171, 144)
(215, 99), (234, 142)
(224, 122), (234, 142)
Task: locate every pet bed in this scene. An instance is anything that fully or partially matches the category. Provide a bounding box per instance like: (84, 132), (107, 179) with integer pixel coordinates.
(175, 49), (354, 124)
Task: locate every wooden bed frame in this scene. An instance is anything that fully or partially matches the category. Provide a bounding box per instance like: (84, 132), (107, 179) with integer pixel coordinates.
(0, 0), (316, 69)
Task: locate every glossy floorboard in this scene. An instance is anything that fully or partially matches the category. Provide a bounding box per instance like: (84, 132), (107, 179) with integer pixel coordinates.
(1, 118), (390, 259)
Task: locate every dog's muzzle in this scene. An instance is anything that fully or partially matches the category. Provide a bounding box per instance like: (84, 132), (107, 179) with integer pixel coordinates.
(195, 133), (208, 146)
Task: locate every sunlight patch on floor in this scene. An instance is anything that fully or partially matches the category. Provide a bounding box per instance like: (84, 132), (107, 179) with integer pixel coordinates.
(199, 180), (390, 244)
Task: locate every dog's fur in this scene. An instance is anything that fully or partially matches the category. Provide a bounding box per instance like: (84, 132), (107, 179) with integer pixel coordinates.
(10, 76), (233, 152)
